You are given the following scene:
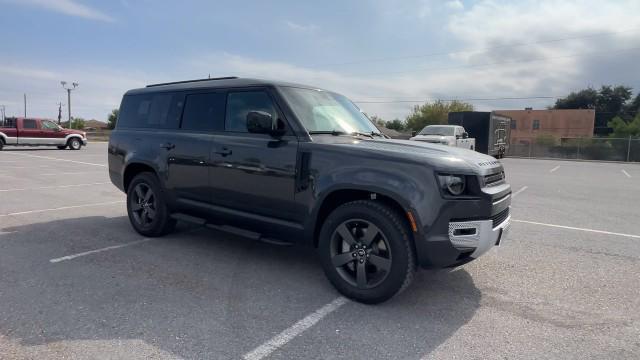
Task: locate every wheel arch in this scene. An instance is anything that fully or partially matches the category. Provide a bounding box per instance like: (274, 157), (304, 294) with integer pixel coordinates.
(311, 187), (417, 250)
(65, 134), (84, 143)
(123, 162), (158, 192)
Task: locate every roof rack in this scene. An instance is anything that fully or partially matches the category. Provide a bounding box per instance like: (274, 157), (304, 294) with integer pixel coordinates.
(146, 76), (239, 88)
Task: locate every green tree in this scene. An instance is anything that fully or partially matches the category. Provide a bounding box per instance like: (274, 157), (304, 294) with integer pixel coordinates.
(368, 115), (386, 127)
(70, 117), (85, 130)
(385, 119), (405, 131)
(554, 85), (632, 115)
(107, 108), (119, 130)
(625, 93), (640, 118)
(597, 85), (632, 115)
(405, 100), (473, 131)
(553, 88), (599, 109)
(608, 115), (640, 138)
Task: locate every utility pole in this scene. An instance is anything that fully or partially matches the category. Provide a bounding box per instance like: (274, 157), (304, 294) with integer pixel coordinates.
(60, 81), (78, 128)
(0, 105), (5, 126)
(57, 102), (64, 124)
(24, 94), (27, 118)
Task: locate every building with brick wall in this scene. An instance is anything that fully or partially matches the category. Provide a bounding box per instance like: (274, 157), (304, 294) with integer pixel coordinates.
(494, 109), (595, 145)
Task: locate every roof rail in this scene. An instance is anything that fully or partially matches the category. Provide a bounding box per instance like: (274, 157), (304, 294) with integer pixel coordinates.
(146, 76), (239, 88)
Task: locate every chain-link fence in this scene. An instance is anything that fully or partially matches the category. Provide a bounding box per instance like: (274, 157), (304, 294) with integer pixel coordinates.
(507, 137), (640, 162)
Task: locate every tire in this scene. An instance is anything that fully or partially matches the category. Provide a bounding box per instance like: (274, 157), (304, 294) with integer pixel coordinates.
(0, 140), (3, 151)
(68, 138), (82, 150)
(57, 145), (67, 150)
(318, 200), (416, 304)
(126, 172), (176, 237)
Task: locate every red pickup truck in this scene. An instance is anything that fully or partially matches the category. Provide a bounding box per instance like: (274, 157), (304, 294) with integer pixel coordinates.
(0, 117), (87, 150)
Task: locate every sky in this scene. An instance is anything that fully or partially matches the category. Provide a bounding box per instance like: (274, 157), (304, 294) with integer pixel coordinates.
(0, 0), (639, 122)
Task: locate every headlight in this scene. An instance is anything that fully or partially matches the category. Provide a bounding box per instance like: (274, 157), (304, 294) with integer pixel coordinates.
(438, 174), (466, 196)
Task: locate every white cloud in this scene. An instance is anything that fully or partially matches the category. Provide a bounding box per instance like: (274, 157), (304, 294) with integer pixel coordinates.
(285, 20), (318, 32)
(445, 0), (464, 11)
(0, 62), (148, 120)
(5, 0), (115, 22)
(417, 0), (432, 18)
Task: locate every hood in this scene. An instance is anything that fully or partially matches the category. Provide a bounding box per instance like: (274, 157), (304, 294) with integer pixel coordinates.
(315, 136), (502, 175)
(60, 128), (86, 136)
(409, 134), (450, 143)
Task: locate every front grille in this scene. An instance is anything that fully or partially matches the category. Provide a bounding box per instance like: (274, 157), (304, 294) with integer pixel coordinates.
(484, 171), (505, 187)
(491, 208), (510, 228)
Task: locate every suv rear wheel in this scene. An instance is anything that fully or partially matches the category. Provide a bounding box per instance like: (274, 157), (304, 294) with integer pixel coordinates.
(126, 172), (176, 237)
(318, 200), (415, 304)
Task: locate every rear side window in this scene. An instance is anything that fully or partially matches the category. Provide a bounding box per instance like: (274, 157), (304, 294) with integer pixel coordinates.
(117, 93), (182, 129)
(225, 91), (277, 132)
(180, 92), (226, 131)
(23, 119), (37, 129)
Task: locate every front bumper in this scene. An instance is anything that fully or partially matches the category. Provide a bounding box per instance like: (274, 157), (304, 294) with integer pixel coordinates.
(81, 139), (88, 145)
(448, 209), (511, 259)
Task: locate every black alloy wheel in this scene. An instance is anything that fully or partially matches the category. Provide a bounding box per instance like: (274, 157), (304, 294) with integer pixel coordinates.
(319, 200), (415, 304)
(330, 219), (392, 289)
(130, 183), (157, 227)
(126, 173), (176, 237)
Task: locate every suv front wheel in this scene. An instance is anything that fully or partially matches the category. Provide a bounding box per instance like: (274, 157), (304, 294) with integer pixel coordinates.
(126, 172), (176, 237)
(319, 200), (416, 304)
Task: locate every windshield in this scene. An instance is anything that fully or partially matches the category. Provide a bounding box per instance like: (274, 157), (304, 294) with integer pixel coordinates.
(280, 86), (381, 135)
(419, 125), (455, 136)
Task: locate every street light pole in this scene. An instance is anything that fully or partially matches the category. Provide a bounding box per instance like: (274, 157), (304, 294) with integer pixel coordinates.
(60, 81), (78, 128)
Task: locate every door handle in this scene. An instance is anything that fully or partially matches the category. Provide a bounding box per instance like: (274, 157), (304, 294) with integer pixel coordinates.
(215, 148), (232, 157)
(160, 142), (175, 150)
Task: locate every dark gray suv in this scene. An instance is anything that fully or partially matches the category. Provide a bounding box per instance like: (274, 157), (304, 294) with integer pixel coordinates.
(108, 77), (511, 303)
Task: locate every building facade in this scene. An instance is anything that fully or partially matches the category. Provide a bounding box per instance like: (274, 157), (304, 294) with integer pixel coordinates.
(495, 109), (595, 144)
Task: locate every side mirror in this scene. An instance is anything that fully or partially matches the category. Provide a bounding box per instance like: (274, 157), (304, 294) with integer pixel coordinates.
(412, 131), (417, 137)
(463, 132), (468, 139)
(246, 111), (286, 137)
(54, 127), (61, 132)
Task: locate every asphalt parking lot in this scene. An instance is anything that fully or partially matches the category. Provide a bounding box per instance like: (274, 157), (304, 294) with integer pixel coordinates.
(1, 143), (639, 360)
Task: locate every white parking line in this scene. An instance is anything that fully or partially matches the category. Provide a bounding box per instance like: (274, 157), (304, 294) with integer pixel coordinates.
(40, 171), (105, 176)
(2, 152), (106, 167)
(50, 238), (153, 263)
(550, 166), (560, 173)
(243, 297), (349, 360)
(622, 169), (631, 178)
(513, 219), (640, 239)
(511, 186), (528, 198)
(0, 200), (124, 218)
(0, 182), (111, 192)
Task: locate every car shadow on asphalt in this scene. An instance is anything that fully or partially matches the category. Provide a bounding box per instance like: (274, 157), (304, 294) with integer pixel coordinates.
(0, 216), (481, 359)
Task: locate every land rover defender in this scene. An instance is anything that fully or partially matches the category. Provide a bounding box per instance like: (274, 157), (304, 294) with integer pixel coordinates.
(108, 77), (511, 303)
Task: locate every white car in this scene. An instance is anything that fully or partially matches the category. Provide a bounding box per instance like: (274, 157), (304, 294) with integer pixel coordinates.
(410, 125), (475, 151)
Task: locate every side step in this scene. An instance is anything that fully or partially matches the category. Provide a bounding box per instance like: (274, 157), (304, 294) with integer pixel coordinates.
(170, 213), (293, 246)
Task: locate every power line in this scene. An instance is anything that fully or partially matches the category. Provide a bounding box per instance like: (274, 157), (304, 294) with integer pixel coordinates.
(311, 27), (640, 68)
(354, 96), (559, 104)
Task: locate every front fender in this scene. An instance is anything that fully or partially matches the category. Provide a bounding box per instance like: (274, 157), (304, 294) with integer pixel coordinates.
(302, 162), (439, 244)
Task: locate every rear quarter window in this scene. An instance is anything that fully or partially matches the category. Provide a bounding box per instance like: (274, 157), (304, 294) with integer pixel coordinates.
(117, 93), (183, 129)
(23, 119), (38, 129)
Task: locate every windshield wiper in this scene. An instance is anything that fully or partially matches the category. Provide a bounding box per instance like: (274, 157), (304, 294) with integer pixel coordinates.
(351, 131), (375, 139)
(308, 130), (349, 136)
(309, 130), (377, 139)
